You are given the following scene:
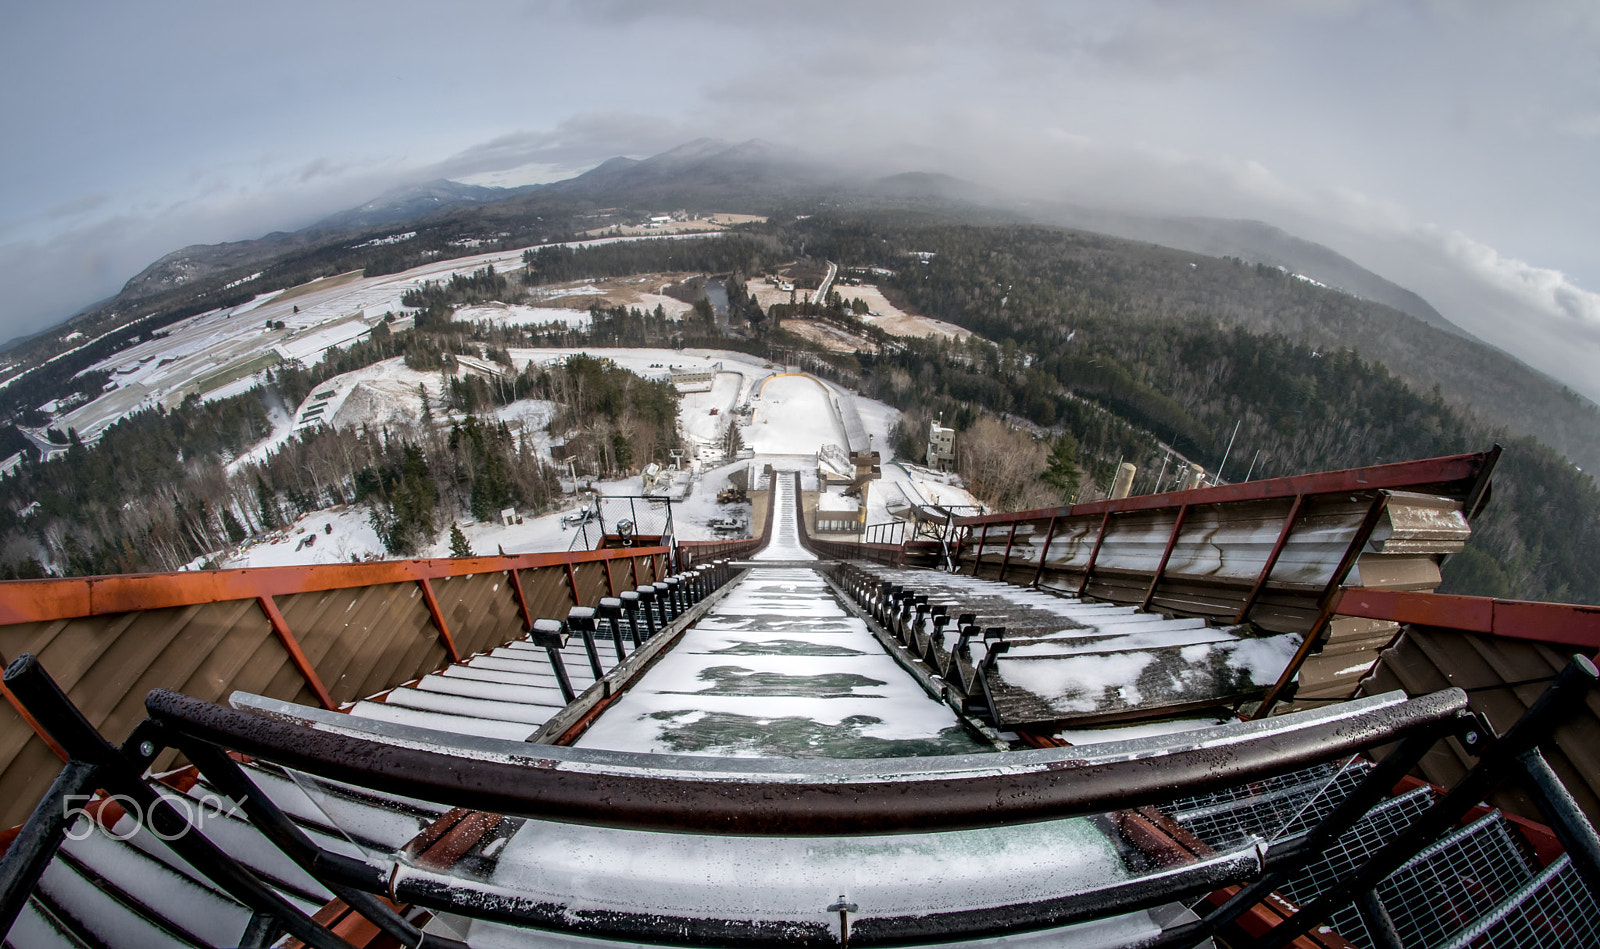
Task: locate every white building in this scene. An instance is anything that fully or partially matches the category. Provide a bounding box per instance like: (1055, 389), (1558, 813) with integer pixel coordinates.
(926, 418), (955, 470)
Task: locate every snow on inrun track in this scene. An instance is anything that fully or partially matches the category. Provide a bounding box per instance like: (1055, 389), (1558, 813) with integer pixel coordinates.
(42, 232), (721, 445)
(218, 346), (925, 570)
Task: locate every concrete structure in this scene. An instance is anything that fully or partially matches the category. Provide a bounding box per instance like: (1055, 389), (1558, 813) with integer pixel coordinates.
(1110, 461), (1137, 499)
(926, 417), (955, 469)
(667, 361), (721, 392)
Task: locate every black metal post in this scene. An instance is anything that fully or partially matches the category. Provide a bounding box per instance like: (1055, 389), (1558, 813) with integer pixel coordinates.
(653, 581), (674, 622)
(1518, 747), (1600, 897)
(596, 598), (627, 662)
(635, 585), (659, 637)
(2, 655), (356, 949)
(0, 758), (100, 935)
(619, 590), (644, 645)
(1354, 890), (1405, 949)
(531, 619), (576, 703)
(566, 608), (605, 679)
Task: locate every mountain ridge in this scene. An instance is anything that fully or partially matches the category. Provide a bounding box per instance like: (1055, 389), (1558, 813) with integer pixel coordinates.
(9, 138), (1599, 483)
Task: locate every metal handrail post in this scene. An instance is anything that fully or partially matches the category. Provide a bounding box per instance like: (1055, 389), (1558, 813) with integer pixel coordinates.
(0, 759), (99, 935)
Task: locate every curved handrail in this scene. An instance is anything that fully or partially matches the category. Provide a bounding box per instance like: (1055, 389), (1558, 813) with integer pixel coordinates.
(147, 686), (1469, 836)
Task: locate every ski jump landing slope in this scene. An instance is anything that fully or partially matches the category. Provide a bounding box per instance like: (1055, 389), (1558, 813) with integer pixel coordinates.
(752, 373), (870, 455)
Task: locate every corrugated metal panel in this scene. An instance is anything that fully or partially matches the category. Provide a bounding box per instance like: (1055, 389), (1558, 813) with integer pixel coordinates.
(0, 719), (63, 842)
(0, 550), (669, 828)
(616, 556), (640, 591)
(278, 586), (377, 705)
(0, 600), (310, 829)
(523, 565), (576, 621)
(1361, 628), (1600, 824)
(434, 572), (523, 658)
(573, 561), (609, 604)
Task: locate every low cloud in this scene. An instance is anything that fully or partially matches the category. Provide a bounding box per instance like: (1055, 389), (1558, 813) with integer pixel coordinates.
(2, 0), (1595, 407)
(426, 113), (702, 183)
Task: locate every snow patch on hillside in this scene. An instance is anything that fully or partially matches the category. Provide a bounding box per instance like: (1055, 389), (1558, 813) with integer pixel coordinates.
(214, 347), (923, 568)
(454, 304), (592, 329)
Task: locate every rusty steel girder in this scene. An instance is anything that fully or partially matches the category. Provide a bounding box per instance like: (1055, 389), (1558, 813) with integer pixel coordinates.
(0, 545), (672, 625)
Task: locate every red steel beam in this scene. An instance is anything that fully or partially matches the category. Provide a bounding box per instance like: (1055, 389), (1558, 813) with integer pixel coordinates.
(565, 563), (581, 607)
(1234, 494), (1306, 625)
(507, 569), (533, 632)
(1333, 588), (1600, 651)
(602, 559), (616, 598)
(954, 451), (1491, 527)
(1141, 504), (1190, 612)
(0, 679), (68, 762)
(971, 523), (989, 577)
(1077, 512), (1114, 597)
(416, 578), (461, 664)
(996, 523), (1019, 584)
(1030, 515), (1058, 589)
(1255, 492), (1391, 718)
(0, 545), (670, 626)
(256, 595), (336, 710)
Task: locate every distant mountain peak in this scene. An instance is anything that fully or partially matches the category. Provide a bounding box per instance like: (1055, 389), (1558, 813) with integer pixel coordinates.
(653, 137), (736, 160)
(313, 179), (515, 230)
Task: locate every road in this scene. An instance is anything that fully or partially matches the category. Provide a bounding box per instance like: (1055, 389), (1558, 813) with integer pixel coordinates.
(811, 260), (838, 305)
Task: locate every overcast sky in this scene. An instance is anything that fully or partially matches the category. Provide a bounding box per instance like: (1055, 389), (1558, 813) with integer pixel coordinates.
(3, 1), (1599, 398)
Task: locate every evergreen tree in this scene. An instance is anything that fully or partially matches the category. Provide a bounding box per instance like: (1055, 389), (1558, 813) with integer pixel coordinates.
(1042, 433), (1082, 501)
(221, 508), (247, 544)
(449, 522), (473, 558)
(256, 475), (280, 529)
(611, 431), (634, 471)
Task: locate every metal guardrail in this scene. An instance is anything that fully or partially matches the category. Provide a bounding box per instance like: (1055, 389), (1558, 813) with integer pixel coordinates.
(148, 687), (1467, 836)
(1, 651), (1595, 947)
(0, 545), (673, 625)
(955, 449), (1498, 528)
(816, 452), (1499, 627)
(0, 544), (674, 829)
(678, 536), (765, 564)
(1334, 587), (1600, 651)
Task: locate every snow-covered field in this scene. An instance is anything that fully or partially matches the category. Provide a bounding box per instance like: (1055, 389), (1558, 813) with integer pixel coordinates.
(846, 283), (971, 340)
(36, 233), (719, 445)
(453, 304), (592, 329)
(677, 372), (744, 442)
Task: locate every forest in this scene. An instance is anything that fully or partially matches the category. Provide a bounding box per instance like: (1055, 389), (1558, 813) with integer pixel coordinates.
(786, 216), (1600, 603)
(0, 213), (1595, 607)
(0, 320), (681, 574)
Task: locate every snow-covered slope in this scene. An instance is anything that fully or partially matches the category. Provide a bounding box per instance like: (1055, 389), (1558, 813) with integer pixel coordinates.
(215, 347), (909, 569)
